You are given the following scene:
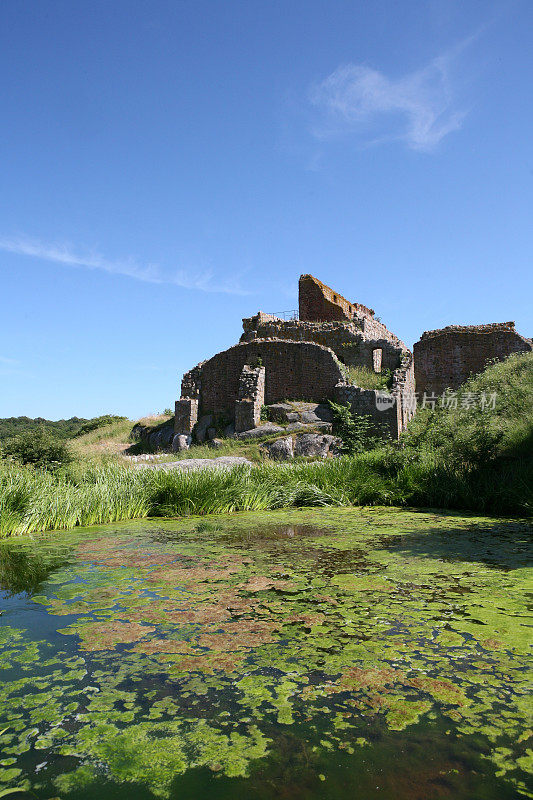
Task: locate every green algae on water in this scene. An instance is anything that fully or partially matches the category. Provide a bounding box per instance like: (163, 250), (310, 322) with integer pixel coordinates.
(0, 508), (531, 799)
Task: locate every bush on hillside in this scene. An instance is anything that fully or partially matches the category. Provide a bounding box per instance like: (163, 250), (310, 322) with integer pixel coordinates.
(402, 352), (533, 467)
(1, 428), (72, 469)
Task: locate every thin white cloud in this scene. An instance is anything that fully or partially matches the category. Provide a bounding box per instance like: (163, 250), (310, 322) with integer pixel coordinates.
(0, 237), (250, 296)
(310, 49), (467, 152)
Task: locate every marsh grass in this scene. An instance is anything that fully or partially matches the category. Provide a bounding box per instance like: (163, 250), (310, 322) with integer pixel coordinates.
(1, 449), (530, 537)
(2, 354), (531, 537)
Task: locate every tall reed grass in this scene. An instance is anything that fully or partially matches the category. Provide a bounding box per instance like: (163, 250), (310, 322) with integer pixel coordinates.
(0, 449), (530, 537)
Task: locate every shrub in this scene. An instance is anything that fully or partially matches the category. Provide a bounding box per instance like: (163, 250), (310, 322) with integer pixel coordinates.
(329, 401), (390, 454)
(402, 352), (533, 467)
(1, 428), (72, 469)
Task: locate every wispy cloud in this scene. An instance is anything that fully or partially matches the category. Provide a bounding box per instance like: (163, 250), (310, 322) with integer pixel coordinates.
(0, 236), (251, 296)
(310, 46), (469, 152)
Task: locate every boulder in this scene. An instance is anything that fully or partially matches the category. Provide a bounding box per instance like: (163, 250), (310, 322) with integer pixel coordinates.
(195, 414), (213, 444)
(235, 423), (284, 440)
(261, 436), (294, 460)
(209, 438), (224, 449)
(172, 434), (192, 452)
(159, 426), (175, 448)
(294, 433), (338, 459)
(285, 421), (307, 433)
(285, 421), (332, 433)
(266, 403), (298, 423)
(299, 404), (333, 424)
(206, 427), (217, 441)
(224, 422), (235, 438)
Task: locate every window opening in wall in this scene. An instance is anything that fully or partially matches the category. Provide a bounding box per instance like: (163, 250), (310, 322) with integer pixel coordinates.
(372, 348), (383, 373)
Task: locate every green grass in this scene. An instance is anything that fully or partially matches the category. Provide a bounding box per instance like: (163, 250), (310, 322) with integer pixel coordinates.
(403, 352), (533, 465)
(71, 417), (139, 456)
(0, 447), (530, 537)
(1, 353), (531, 537)
(343, 365), (393, 391)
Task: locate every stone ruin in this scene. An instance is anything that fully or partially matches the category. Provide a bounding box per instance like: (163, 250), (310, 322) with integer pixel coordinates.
(175, 274), (416, 445)
(414, 322), (532, 397)
(173, 274), (532, 451)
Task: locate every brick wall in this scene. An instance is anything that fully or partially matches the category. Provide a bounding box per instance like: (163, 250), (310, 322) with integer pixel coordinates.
(194, 339), (345, 416)
(240, 317), (407, 372)
(299, 274), (375, 322)
(414, 322), (532, 396)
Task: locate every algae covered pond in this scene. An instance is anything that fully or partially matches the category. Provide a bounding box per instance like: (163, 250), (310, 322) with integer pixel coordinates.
(0, 508), (531, 800)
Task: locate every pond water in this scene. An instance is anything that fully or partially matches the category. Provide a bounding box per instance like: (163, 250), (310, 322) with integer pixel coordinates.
(0, 508), (531, 800)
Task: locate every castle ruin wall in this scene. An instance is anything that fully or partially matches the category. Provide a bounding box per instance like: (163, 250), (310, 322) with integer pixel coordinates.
(414, 322), (532, 396)
(182, 338), (346, 419)
(241, 317), (407, 373)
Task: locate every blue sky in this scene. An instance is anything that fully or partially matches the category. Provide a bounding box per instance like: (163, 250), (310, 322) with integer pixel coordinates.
(1, 0), (531, 419)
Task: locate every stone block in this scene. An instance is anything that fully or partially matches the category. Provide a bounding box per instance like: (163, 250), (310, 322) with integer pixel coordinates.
(235, 423), (284, 440)
(174, 398), (199, 435)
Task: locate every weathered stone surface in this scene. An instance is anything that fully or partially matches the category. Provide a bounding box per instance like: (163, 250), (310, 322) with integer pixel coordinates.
(293, 433), (338, 459)
(174, 398), (198, 435)
(235, 423), (284, 440)
(172, 434), (192, 452)
(261, 436), (294, 460)
(194, 414), (213, 444)
(334, 384), (398, 440)
(206, 427), (217, 441)
(209, 438), (224, 449)
(299, 273), (375, 322)
(414, 322), (532, 397)
(300, 411), (321, 425)
(131, 421), (175, 451)
(185, 339), (345, 415)
(266, 403), (295, 423)
(285, 421), (332, 433)
(139, 456), (252, 472)
(285, 422), (307, 432)
(235, 364), (265, 432)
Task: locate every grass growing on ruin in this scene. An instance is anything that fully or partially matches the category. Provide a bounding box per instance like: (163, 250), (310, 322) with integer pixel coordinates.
(343, 365), (393, 391)
(1, 449), (531, 537)
(403, 351), (533, 464)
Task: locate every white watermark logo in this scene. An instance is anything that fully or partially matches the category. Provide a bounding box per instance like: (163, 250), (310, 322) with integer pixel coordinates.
(375, 392), (396, 412)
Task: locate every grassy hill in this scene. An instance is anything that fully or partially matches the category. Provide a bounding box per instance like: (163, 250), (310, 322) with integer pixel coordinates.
(402, 351), (533, 464)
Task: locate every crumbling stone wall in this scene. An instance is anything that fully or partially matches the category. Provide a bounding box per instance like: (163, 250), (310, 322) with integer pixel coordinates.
(174, 398), (199, 435)
(241, 316), (407, 373)
(333, 384), (398, 439)
(299, 274), (375, 322)
(182, 339), (345, 417)
(392, 354), (416, 434)
(235, 365), (265, 433)
(414, 322), (532, 396)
